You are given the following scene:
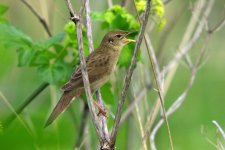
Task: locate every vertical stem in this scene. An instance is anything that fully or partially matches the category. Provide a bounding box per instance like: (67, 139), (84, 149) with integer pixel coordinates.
(110, 0), (151, 148)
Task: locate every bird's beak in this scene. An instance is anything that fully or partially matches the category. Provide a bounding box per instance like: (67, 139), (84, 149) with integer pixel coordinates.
(122, 38), (136, 43)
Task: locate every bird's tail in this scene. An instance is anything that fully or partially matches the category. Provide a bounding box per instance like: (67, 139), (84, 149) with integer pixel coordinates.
(45, 89), (78, 127)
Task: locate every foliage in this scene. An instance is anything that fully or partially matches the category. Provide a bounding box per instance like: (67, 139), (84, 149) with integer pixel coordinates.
(0, 23), (74, 85)
(0, 4), (8, 23)
(151, 0), (166, 30)
(91, 5), (140, 68)
(136, 0), (166, 30)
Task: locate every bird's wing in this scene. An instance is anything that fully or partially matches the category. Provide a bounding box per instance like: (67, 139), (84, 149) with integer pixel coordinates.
(61, 50), (110, 91)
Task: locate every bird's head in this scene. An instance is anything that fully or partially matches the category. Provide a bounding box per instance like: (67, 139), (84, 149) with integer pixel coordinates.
(100, 30), (135, 50)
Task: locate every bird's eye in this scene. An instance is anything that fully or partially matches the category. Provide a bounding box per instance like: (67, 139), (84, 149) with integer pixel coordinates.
(109, 38), (114, 43)
(116, 34), (123, 39)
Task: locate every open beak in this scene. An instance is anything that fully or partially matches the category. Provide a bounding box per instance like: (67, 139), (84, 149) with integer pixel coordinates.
(122, 37), (136, 43)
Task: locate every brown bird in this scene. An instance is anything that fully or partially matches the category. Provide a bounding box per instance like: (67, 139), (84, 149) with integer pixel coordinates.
(45, 30), (135, 127)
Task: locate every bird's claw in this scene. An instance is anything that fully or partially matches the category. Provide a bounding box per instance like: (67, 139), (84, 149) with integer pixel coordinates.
(97, 108), (108, 118)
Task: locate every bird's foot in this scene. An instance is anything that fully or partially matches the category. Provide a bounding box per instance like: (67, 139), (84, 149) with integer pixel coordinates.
(97, 108), (108, 118)
(93, 100), (108, 118)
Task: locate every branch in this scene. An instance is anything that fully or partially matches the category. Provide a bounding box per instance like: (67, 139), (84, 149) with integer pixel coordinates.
(4, 82), (49, 126)
(132, 0), (173, 148)
(21, 0), (52, 37)
(120, 83), (152, 125)
(208, 13), (225, 34)
(110, 0), (152, 148)
(142, 0), (215, 146)
(85, 0), (110, 147)
(150, 34), (209, 150)
(5, 0), (54, 125)
(212, 120), (225, 140)
(65, 0), (103, 145)
(75, 103), (89, 148)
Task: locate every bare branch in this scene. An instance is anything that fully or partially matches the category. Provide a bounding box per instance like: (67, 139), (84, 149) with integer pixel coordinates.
(85, 0), (110, 146)
(208, 14), (225, 34)
(75, 104), (89, 148)
(4, 82), (49, 126)
(212, 120), (225, 140)
(5, 0), (56, 126)
(65, 0), (103, 145)
(150, 35), (209, 150)
(143, 0), (215, 146)
(120, 84), (152, 125)
(109, 0), (152, 148)
(144, 31), (174, 150)
(21, 0), (52, 37)
(132, 0), (174, 148)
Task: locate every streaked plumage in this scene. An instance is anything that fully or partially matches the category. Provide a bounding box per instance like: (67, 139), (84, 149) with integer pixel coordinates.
(45, 30), (135, 127)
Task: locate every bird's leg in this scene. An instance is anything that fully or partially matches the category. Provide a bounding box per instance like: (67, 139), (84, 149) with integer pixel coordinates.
(92, 100), (107, 118)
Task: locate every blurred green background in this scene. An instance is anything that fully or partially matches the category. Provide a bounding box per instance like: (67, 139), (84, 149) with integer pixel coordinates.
(0, 0), (225, 150)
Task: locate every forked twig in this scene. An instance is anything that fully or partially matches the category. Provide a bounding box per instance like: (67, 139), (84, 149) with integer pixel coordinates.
(65, 0), (103, 146)
(132, 0), (174, 149)
(110, 0), (152, 148)
(150, 35), (209, 150)
(85, 0), (110, 145)
(21, 0), (52, 37)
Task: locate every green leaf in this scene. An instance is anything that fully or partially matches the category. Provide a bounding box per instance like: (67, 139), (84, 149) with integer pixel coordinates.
(0, 23), (33, 49)
(17, 48), (35, 66)
(37, 63), (66, 84)
(135, 0), (146, 13)
(30, 50), (56, 66)
(0, 5), (8, 16)
(64, 21), (76, 34)
(34, 32), (65, 51)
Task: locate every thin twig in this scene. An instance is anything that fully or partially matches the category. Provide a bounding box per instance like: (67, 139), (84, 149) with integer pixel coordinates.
(208, 14), (225, 34)
(132, 0), (174, 149)
(131, 86), (148, 150)
(143, 0), (214, 146)
(75, 103), (89, 148)
(5, 0), (54, 126)
(212, 120), (225, 140)
(85, 0), (110, 146)
(110, 0), (152, 148)
(4, 82), (49, 126)
(0, 92), (34, 137)
(6, 0), (54, 126)
(21, 0), (52, 37)
(65, 0), (103, 145)
(162, 0), (210, 76)
(120, 83), (152, 125)
(150, 35), (209, 150)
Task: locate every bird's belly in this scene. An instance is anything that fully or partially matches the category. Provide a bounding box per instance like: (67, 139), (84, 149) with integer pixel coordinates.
(91, 74), (110, 91)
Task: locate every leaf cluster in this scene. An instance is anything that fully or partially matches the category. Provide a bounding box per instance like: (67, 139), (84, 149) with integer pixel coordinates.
(0, 21), (81, 85)
(91, 5), (140, 68)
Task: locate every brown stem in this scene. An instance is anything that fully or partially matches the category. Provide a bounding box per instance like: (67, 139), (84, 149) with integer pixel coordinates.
(21, 0), (52, 37)
(65, 0), (104, 146)
(109, 0), (152, 148)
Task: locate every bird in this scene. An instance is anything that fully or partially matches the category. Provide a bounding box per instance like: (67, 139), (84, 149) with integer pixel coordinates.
(45, 30), (135, 127)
